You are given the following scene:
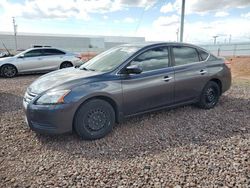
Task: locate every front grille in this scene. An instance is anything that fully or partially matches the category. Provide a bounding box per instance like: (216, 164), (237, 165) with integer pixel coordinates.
(24, 90), (38, 104)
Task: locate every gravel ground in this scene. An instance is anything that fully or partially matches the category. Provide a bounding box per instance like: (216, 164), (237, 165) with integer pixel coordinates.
(0, 75), (249, 187)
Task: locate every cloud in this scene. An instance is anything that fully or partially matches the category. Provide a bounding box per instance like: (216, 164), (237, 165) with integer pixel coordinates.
(184, 18), (250, 43)
(137, 15), (180, 42)
(160, 3), (174, 13)
(160, 0), (250, 15)
(103, 15), (109, 20)
(123, 17), (136, 23)
(0, 0), (158, 21)
(241, 12), (250, 18)
(153, 15), (179, 27)
(214, 11), (229, 17)
(117, 0), (158, 10)
(187, 0), (250, 13)
(136, 15), (250, 43)
(113, 17), (137, 24)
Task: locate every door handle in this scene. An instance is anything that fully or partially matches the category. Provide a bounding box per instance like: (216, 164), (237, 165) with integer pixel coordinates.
(199, 70), (207, 75)
(163, 76), (173, 82)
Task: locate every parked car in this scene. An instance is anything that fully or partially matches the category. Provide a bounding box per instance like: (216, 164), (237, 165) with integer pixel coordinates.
(23, 42), (231, 140)
(0, 47), (82, 77)
(0, 51), (8, 58)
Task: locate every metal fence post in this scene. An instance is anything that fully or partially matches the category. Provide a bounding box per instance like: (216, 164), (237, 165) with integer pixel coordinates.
(217, 48), (220, 56)
(233, 44), (237, 57)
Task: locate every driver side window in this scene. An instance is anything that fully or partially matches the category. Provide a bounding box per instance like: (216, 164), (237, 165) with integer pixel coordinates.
(24, 49), (44, 58)
(131, 46), (169, 72)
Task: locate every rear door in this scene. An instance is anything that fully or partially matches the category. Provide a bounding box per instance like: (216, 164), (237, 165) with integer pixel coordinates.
(121, 45), (175, 115)
(171, 45), (210, 103)
(43, 49), (66, 70)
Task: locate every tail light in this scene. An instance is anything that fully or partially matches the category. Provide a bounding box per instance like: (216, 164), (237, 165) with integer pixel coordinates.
(224, 59), (231, 69)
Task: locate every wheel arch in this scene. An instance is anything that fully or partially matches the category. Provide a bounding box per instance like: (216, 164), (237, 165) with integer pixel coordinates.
(209, 78), (222, 95)
(0, 63), (18, 76)
(60, 61), (73, 69)
(73, 95), (120, 126)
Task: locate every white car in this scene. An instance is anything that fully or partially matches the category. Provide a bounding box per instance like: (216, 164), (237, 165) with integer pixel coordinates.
(0, 47), (83, 78)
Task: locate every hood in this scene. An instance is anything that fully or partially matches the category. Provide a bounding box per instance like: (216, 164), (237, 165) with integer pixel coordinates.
(0, 56), (15, 63)
(29, 67), (101, 94)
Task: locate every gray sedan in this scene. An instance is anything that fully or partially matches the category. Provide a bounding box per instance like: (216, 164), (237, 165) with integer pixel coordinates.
(23, 42), (231, 140)
(0, 47), (82, 77)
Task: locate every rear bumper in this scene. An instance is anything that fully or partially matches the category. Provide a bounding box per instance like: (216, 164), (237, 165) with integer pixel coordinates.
(23, 100), (76, 134)
(221, 68), (232, 93)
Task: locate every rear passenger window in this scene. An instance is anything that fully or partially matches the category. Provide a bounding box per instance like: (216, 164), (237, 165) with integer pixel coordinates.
(198, 49), (209, 61)
(131, 47), (169, 72)
(44, 49), (65, 55)
(208, 54), (218, 61)
(173, 46), (199, 66)
(24, 49), (44, 57)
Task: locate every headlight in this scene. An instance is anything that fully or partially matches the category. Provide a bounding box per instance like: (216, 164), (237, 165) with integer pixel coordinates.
(36, 90), (71, 105)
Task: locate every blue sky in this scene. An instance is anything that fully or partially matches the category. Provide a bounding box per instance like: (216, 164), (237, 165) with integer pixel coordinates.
(0, 0), (250, 44)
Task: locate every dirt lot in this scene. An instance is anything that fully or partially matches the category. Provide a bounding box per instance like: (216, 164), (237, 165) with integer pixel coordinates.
(0, 57), (249, 187)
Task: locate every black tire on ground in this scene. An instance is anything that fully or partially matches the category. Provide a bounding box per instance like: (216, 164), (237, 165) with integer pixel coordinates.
(74, 99), (115, 140)
(197, 81), (220, 109)
(1, 64), (17, 78)
(60, 62), (73, 69)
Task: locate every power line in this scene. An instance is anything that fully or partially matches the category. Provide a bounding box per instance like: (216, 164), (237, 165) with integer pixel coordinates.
(134, 1), (165, 35)
(134, 7), (146, 34)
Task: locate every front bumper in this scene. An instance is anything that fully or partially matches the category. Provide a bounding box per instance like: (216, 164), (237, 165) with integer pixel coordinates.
(23, 100), (76, 134)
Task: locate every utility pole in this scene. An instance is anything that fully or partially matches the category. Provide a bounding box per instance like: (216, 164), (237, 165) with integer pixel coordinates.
(12, 17), (18, 51)
(176, 28), (179, 42)
(180, 0), (185, 42)
(229, 34), (231, 44)
(213, 35), (219, 45)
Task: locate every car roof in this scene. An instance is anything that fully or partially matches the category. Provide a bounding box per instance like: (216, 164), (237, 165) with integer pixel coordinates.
(25, 47), (68, 53)
(119, 42), (209, 53)
(28, 47), (60, 50)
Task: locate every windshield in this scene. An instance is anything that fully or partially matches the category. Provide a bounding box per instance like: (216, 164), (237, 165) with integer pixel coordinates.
(80, 46), (140, 72)
(14, 49), (29, 57)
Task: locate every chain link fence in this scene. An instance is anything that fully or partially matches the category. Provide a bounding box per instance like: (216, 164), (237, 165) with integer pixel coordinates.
(201, 42), (250, 57)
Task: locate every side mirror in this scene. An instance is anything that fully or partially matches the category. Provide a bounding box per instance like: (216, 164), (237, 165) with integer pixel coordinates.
(18, 54), (25, 58)
(125, 64), (142, 74)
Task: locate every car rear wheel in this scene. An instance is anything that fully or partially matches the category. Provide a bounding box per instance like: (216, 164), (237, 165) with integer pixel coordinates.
(197, 81), (220, 109)
(74, 99), (115, 140)
(1, 64), (17, 78)
(60, 62), (73, 69)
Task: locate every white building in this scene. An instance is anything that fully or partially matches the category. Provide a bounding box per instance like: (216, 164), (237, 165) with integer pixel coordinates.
(0, 32), (145, 53)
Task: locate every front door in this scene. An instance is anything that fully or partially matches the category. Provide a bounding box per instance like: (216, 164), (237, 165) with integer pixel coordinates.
(19, 49), (46, 72)
(121, 46), (175, 116)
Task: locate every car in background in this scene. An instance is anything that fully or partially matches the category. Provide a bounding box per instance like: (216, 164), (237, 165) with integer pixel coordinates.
(0, 51), (8, 58)
(0, 47), (82, 78)
(23, 42), (231, 140)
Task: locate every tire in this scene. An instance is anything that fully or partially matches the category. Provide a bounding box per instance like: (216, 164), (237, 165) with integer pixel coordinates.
(74, 99), (115, 140)
(197, 81), (220, 109)
(1, 64), (17, 78)
(60, 62), (73, 69)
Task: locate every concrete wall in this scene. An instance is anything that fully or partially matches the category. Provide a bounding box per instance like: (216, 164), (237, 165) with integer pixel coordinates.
(0, 33), (145, 53)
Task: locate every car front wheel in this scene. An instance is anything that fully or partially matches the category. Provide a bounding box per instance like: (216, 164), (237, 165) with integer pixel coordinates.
(1, 64), (17, 78)
(197, 81), (220, 109)
(74, 99), (115, 140)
